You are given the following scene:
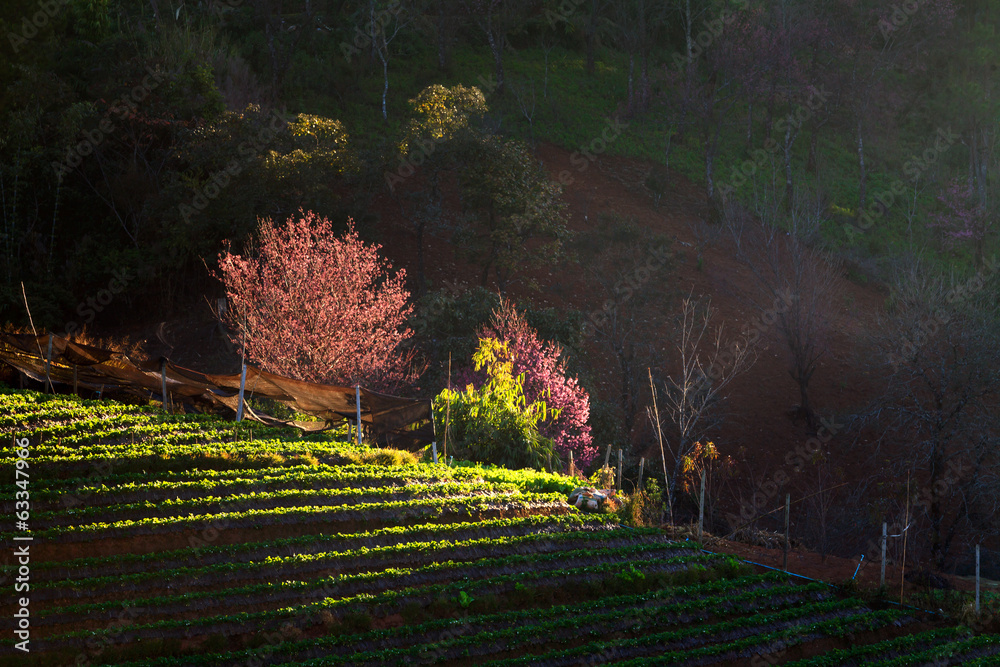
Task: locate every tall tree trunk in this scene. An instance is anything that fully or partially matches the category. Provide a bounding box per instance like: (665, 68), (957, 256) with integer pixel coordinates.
(436, 0), (450, 69)
(485, 20), (504, 95)
(585, 0), (598, 75)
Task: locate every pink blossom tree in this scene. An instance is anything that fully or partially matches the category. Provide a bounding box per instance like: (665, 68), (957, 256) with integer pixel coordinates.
(216, 210), (418, 391)
(467, 300), (597, 467)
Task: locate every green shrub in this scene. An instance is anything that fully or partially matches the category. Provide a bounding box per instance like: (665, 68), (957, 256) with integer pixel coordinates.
(434, 338), (556, 470)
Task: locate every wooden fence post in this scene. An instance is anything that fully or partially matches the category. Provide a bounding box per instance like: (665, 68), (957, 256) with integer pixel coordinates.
(616, 449), (623, 491)
(976, 544), (981, 615)
(783, 493), (790, 571)
(431, 441), (438, 464)
(235, 363), (247, 422)
(161, 359), (172, 415)
(569, 451), (574, 478)
(638, 457), (644, 491)
(604, 445), (612, 468)
(44, 333), (53, 393)
(881, 522), (887, 587)
(355, 385), (362, 446)
(698, 469), (706, 541)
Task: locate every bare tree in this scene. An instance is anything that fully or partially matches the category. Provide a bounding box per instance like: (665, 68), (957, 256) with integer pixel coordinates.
(460, 0), (531, 96)
(365, 0), (413, 120)
(724, 185), (839, 429)
(859, 262), (1000, 570)
(651, 295), (757, 520)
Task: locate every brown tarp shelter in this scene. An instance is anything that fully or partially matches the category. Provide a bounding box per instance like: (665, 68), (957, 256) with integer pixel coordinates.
(0, 332), (434, 449)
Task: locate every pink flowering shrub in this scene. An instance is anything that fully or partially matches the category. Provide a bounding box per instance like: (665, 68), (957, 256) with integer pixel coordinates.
(467, 300), (597, 468)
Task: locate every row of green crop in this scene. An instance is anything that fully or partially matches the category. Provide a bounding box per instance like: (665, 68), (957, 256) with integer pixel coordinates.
(112, 571), (783, 667)
(0, 392), (140, 426)
(0, 439), (367, 478)
(482, 599), (898, 667)
(787, 626), (971, 666)
(3, 462), (576, 508)
(865, 634), (1000, 667)
(25, 481), (520, 528)
(12, 421), (227, 451)
(37, 552), (732, 650)
(38, 539), (695, 619)
(605, 609), (912, 667)
(298, 581), (834, 667)
(33, 514), (612, 582)
(39, 525), (661, 597)
(2, 492), (570, 543)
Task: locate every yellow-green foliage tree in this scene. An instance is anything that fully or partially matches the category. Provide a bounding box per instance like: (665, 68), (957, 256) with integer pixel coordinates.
(434, 337), (558, 470)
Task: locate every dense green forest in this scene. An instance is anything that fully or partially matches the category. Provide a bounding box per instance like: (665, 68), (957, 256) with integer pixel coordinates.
(3, 0), (998, 324)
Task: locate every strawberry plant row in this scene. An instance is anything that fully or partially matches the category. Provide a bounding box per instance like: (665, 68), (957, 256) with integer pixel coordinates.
(865, 634), (1000, 667)
(26, 481), (520, 528)
(606, 608), (911, 667)
(34, 514), (613, 582)
(9, 463), (573, 509)
(0, 439), (367, 477)
(4, 493), (571, 543)
(35, 552), (731, 651)
(37, 525), (655, 600)
(481, 599), (893, 667)
(786, 626), (971, 666)
(38, 539), (697, 619)
(293, 581), (834, 667)
(109, 573), (798, 667)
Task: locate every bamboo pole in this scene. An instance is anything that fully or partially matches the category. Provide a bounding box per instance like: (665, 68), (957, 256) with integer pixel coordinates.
(783, 493), (790, 571)
(235, 363), (247, 422)
(638, 457), (644, 490)
(355, 385), (363, 446)
(44, 333), (53, 393)
(698, 468), (706, 541)
(616, 449), (623, 491)
(648, 369), (673, 524)
(900, 471), (911, 605)
(161, 359), (171, 415)
(444, 352), (451, 462)
(976, 544), (981, 615)
(881, 522), (887, 587)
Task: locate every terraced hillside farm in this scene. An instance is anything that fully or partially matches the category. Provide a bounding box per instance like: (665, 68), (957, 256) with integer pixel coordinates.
(3, 387), (998, 666)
